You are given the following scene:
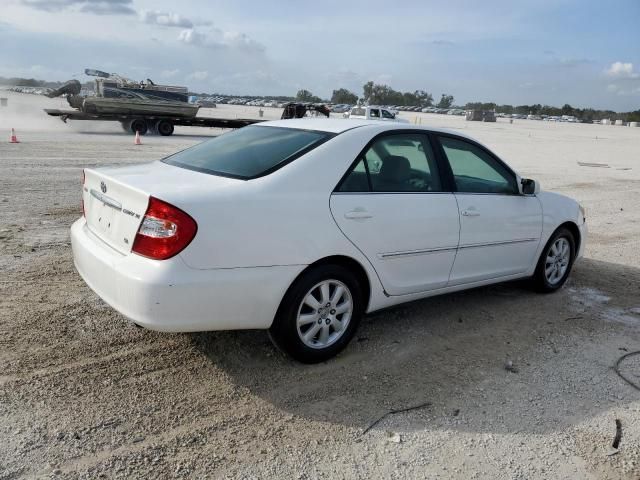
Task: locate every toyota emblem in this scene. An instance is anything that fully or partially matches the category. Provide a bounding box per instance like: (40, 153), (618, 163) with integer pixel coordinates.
(100, 181), (107, 193)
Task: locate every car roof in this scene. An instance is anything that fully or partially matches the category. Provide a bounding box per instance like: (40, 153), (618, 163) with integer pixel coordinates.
(258, 117), (478, 140)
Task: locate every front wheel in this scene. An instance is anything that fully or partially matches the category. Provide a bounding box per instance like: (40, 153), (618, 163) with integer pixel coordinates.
(156, 120), (174, 136)
(532, 227), (575, 292)
(269, 265), (364, 363)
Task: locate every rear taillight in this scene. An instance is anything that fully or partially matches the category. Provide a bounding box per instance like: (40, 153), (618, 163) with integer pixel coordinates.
(81, 169), (86, 217)
(132, 197), (197, 260)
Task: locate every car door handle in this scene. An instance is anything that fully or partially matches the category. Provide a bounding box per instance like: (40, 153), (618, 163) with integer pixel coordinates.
(344, 209), (373, 220)
(461, 209), (480, 217)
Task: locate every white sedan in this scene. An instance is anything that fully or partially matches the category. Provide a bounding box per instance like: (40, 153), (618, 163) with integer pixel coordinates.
(71, 119), (586, 363)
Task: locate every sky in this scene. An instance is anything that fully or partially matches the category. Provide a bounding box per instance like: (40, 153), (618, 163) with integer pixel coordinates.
(1, 0), (639, 111)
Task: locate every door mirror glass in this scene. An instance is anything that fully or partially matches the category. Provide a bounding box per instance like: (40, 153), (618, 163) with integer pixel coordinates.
(521, 178), (539, 195)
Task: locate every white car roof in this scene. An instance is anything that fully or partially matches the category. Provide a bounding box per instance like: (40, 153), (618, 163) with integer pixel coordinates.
(258, 118), (477, 140)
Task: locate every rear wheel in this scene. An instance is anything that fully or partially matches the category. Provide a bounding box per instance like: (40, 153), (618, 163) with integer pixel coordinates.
(130, 119), (148, 136)
(532, 227), (575, 292)
(156, 120), (174, 136)
(269, 265), (363, 363)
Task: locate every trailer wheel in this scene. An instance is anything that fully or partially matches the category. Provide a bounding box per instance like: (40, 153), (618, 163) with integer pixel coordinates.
(130, 119), (148, 135)
(156, 120), (174, 136)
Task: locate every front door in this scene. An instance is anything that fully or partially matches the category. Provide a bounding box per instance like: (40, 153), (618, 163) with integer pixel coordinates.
(435, 135), (542, 285)
(330, 132), (460, 295)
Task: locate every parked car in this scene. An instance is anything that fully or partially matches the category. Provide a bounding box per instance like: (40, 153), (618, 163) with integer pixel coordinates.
(331, 104), (351, 114)
(347, 105), (407, 122)
(466, 110), (496, 122)
(72, 119), (587, 363)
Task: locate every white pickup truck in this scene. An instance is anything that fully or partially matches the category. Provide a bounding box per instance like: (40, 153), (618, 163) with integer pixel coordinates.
(346, 105), (408, 123)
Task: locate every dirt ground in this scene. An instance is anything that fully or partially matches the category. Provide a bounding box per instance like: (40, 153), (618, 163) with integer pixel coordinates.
(1, 91), (640, 479)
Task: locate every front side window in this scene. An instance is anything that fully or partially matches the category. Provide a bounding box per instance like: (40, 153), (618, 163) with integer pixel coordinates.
(381, 109), (395, 119)
(438, 136), (517, 194)
(338, 134), (442, 193)
(163, 126), (332, 179)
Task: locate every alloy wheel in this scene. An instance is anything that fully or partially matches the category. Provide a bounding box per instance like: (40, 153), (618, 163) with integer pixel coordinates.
(545, 237), (570, 285)
(296, 280), (353, 349)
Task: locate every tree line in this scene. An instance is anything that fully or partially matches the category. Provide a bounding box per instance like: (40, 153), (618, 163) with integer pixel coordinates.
(297, 81), (639, 122)
(463, 102), (640, 122)
(299, 82), (454, 108)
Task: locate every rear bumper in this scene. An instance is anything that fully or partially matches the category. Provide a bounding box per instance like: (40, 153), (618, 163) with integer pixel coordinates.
(70, 218), (304, 332)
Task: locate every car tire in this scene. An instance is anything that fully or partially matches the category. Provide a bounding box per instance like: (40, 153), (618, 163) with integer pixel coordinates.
(269, 264), (364, 363)
(156, 120), (174, 136)
(130, 119), (148, 136)
(532, 227), (576, 293)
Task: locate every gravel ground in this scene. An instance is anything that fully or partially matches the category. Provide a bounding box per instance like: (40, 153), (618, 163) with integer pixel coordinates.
(1, 91), (640, 479)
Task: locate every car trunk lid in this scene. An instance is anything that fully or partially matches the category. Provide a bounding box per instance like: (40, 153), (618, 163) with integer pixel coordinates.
(82, 161), (244, 255)
(83, 169), (149, 254)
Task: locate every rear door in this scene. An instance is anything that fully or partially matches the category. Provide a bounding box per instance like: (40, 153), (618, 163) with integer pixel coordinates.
(330, 132), (460, 295)
(435, 135), (542, 284)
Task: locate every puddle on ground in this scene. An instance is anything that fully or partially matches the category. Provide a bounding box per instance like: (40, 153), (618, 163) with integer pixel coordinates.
(568, 287), (640, 327)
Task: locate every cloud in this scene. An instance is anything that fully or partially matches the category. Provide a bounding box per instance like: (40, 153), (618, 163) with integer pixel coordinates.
(187, 71), (209, 81)
(375, 73), (393, 84)
(140, 10), (193, 29)
(557, 57), (592, 68)
(160, 69), (180, 78)
(327, 69), (361, 84)
(21, 0), (135, 15)
(177, 28), (206, 46)
(222, 31), (265, 52)
(605, 61), (639, 79)
(606, 83), (640, 96)
(177, 28), (265, 54)
(431, 39), (455, 46)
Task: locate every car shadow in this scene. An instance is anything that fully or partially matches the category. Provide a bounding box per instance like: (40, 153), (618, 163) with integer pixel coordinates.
(191, 257), (640, 435)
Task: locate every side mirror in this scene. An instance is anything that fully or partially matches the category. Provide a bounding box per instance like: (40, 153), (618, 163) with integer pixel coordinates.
(521, 178), (540, 195)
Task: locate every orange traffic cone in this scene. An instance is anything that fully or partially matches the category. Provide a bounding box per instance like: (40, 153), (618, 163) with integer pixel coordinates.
(9, 128), (19, 143)
(134, 130), (142, 145)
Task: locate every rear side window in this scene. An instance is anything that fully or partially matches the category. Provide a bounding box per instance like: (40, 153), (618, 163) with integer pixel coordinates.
(163, 126), (332, 179)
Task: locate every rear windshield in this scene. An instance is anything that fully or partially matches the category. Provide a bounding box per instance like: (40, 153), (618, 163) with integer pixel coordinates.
(350, 108), (366, 116)
(163, 125), (333, 179)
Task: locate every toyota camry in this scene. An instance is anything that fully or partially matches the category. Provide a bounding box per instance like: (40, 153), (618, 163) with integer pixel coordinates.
(71, 119), (587, 363)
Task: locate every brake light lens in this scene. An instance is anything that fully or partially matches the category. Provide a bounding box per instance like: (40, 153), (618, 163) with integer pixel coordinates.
(132, 197), (197, 260)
